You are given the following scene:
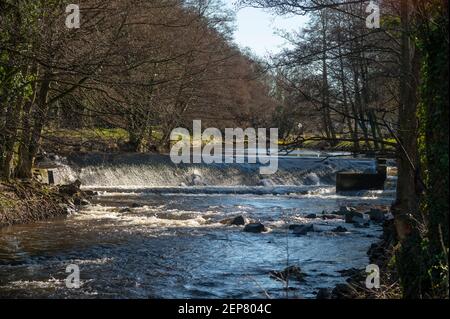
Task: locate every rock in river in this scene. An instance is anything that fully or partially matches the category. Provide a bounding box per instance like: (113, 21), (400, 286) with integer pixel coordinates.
(331, 226), (348, 233)
(243, 222), (266, 233)
(270, 265), (306, 282)
(321, 214), (342, 220)
(337, 206), (356, 215)
(331, 283), (357, 299)
(230, 215), (246, 226)
(366, 208), (386, 223)
(58, 180), (82, 197)
(74, 197), (90, 206)
(221, 215), (247, 226)
(290, 224), (314, 236)
(316, 288), (332, 299)
(345, 211), (369, 224)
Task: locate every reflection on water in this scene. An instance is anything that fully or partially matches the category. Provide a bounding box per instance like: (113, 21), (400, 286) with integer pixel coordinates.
(0, 156), (396, 299)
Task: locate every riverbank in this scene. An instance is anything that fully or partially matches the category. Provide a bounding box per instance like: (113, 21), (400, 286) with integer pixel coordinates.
(0, 180), (90, 228)
(322, 215), (401, 299)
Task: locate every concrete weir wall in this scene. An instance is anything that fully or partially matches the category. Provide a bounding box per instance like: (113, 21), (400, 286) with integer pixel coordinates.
(336, 159), (388, 192)
(32, 168), (55, 184)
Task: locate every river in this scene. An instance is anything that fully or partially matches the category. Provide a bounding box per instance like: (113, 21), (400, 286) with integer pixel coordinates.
(0, 153), (396, 298)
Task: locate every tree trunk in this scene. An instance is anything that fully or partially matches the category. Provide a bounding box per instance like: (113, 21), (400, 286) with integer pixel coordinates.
(1, 97), (23, 180)
(320, 10), (336, 144)
(337, 33), (359, 153)
(416, 0), (449, 297)
(352, 65), (371, 150)
(395, 0), (420, 215)
(394, 0), (422, 299)
(16, 72), (51, 179)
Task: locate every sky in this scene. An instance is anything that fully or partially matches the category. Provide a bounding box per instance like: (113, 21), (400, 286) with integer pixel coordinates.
(228, 3), (309, 57)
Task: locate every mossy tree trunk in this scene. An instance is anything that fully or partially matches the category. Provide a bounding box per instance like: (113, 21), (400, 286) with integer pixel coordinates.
(394, 0), (423, 299)
(416, 0), (449, 298)
(395, 0), (449, 299)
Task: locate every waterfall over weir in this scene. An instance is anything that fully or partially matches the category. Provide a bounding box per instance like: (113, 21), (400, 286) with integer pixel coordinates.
(63, 153), (377, 192)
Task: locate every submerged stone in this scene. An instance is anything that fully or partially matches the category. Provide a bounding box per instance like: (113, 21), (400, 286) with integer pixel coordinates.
(270, 265), (306, 282)
(316, 288), (332, 299)
(366, 208), (386, 222)
(291, 224), (314, 235)
(243, 222), (266, 233)
(331, 226), (348, 233)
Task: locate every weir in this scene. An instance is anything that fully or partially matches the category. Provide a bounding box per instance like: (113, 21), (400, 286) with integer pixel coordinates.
(60, 153), (377, 189)
(335, 158), (388, 192)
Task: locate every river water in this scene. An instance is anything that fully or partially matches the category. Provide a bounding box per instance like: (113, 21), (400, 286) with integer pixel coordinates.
(0, 153), (396, 299)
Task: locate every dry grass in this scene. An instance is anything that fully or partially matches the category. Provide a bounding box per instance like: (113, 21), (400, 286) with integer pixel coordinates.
(0, 181), (68, 228)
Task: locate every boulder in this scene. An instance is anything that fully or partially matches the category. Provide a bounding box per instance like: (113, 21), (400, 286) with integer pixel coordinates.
(74, 197), (90, 206)
(305, 213), (317, 219)
(344, 212), (354, 223)
(58, 180), (82, 196)
(321, 214), (342, 220)
(83, 190), (97, 196)
(304, 173), (320, 185)
(270, 265), (305, 282)
(229, 215), (246, 226)
(353, 222), (370, 228)
(131, 203), (143, 208)
(331, 226), (348, 233)
(191, 173), (205, 186)
(58, 203), (75, 214)
(243, 222), (266, 233)
(221, 215), (247, 226)
(230, 215), (246, 226)
(331, 283), (357, 299)
(352, 216), (366, 224)
(338, 206), (356, 215)
(367, 208), (385, 223)
(291, 224), (314, 236)
(316, 288), (332, 299)
(345, 211), (369, 224)
(260, 179), (273, 187)
(119, 207), (132, 213)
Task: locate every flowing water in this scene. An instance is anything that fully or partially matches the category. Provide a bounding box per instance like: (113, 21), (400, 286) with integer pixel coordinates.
(0, 153), (396, 299)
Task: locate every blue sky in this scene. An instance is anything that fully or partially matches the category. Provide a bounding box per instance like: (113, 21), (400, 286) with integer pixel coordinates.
(228, 3), (309, 57)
